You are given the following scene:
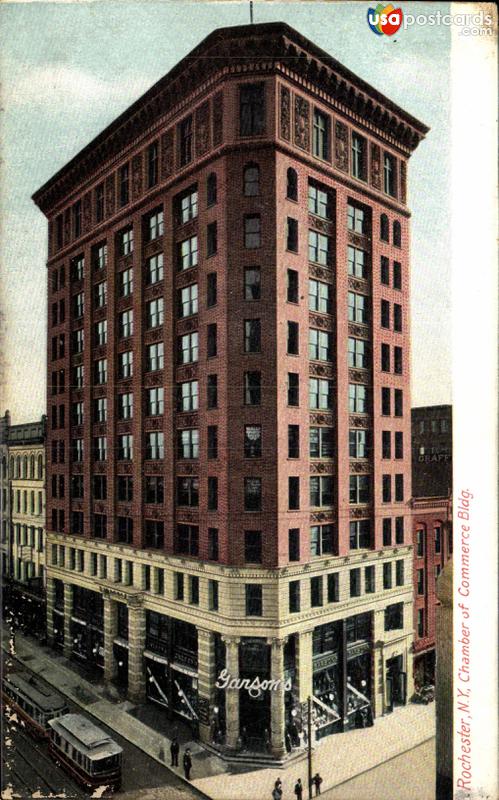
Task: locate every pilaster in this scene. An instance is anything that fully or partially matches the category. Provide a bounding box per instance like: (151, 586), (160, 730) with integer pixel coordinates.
(222, 635), (240, 749)
(197, 628), (216, 744)
(103, 593), (118, 684)
(62, 582), (73, 659)
(127, 599), (146, 704)
(269, 637), (286, 758)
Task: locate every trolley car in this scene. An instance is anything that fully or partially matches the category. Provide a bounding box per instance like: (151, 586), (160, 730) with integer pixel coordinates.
(48, 713), (122, 791)
(2, 670), (69, 739)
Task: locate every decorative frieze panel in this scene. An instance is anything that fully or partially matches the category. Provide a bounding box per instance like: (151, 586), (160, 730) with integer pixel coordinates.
(143, 282), (164, 303)
(72, 463), (83, 474)
(334, 121), (349, 172)
(348, 323), (369, 340)
(349, 368), (369, 384)
(310, 363), (335, 379)
(116, 421), (133, 436)
(143, 329), (163, 347)
(350, 462), (371, 474)
(370, 144), (382, 190)
(144, 418), (164, 432)
(143, 239), (163, 260)
(176, 365), (198, 382)
(143, 372), (163, 388)
(93, 423), (108, 437)
(116, 379), (132, 393)
(212, 92), (223, 147)
(309, 313), (334, 331)
(308, 215), (334, 236)
(177, 509), (199, 523)
(176, 317), (199, 336)
(294, 96), (310, 151)
(349, 415), (370, 428)
(309, 264), (333, 282)
(116, 504), (132, 517)
(349, 506), (372, 519)
(310, 413), (334, 426)
(119, 463), (133, 475)
(310, 512), (335, 523)
(348, 231), (370, 249)
(176, 413), (199, 429)
(93, 463), (107, 475)
(132, 154), (143, 201)
(310, 462), (335, 475)
(105, 175), (115, 217)
(280, 85), (291, 141)
(144, 506), (163, 520)
(174, 219), (197, 242)
(160, 129), (174, 180)
(348, 277), (370, 293)
(195, 101), (211, 157)
(143, 462), (164, 475)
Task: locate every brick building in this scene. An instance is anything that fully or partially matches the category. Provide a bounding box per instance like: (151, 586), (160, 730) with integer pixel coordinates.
(411, 405), (452, 685)
(33, 23), (428, 758)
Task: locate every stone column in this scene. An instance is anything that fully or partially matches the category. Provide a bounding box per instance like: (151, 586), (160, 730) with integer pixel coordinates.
(103, 593), (118, 684)
(46, 576), (56, 646)
(372, 609), (386, 717)
(197, 628), (216, 744)
(222, 636), (240, 749)
(62, 582), (73, 659)
(127, 600), (146, 704)
(269, 638), (286, 758)
(296, 629), (313, 704)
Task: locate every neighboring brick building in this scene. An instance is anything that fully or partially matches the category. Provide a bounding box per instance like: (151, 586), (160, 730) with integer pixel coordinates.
(411, 405), (452, 685)
(33, 23), (428, 758)
(0, 411), (10, 578)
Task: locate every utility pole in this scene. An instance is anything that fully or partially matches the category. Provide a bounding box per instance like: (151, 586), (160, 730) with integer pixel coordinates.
(307, 694), (313, 800)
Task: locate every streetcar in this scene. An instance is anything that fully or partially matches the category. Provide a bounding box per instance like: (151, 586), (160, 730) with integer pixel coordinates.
(2, 670), (69, 740)
(48, 713), (122, 792)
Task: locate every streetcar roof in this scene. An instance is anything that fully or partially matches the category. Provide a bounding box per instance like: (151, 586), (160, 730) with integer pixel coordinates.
(48, 714), (123, 759)
(3, 671), (68, 713)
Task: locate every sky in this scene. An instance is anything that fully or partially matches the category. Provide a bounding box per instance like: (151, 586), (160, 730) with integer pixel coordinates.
(0, 0), (452, 423)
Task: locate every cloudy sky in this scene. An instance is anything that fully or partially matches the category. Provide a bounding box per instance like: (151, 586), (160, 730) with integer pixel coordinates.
(0, 0), (452, 422)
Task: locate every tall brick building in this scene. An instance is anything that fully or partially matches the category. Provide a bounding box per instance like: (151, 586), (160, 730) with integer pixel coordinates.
(33, 23), (428, 758)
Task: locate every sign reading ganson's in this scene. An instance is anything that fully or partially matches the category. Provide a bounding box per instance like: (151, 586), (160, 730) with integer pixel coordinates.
(215, 669), (292, 699)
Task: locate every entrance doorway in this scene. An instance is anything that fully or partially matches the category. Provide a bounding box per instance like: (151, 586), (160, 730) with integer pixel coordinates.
(386, 655), (407, 712)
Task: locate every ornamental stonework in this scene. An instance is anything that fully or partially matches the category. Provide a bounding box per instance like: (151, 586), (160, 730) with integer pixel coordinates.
(400, 161), (407, 203)
(349, 506), (372, 518)
(144, 462), (163, 475)
(143, 372), (162, 388)
(349, 415), (369, 428)
(144, 282), (164, 303)
(177, 509), (198, 523)
(310, 462), (334, 475)
(160, 129), (174, 180)
(176, 268), (199, 289)
(94, 463), (106, 475)
(280, 85), (291, 141)
(195, 101), (211, 157)
(177, 317), (199, 336)
(308, 215), (333, 236)
(177, 414), (198, 429)
(309, 264), (332, 282)
(370, 143), (382, 190)
(310, 512), (333, 523)
(348, 323), (369, 339)
(350, 462), (371, 474)
(334, 121), (349, 172)
(349, 368), (369, 383)
(310, 363), (334, 379)
(144, 418), (163, 432)
(105, 175), (115, 217)
(132, 154), (143, 201)
(177, 365), (197, 382)
(212, 92), (223, 146)
(143, 329), (163, 347)
(294, 96), (310, 151)
(348, 231), (369, 249)
(310, 413), (334, 426)
(309, 313), (334, 331)
(348, 277), (370, 293)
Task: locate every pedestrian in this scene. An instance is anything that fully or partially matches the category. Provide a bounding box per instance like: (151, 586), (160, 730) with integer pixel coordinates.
(272, 783), (282, 800)
(313, 773), (323, 796)
(294, 777), (303, 799)
(170, 736), (179, 767)
(183, 748), (192, 781)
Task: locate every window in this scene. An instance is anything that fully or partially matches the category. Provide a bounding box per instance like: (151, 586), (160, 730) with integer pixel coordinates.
(434, 525), (442, 554)
(244, 267), (261, 301)
(117, 517), (133, 544)
(145, 520), (164, 549)
(177, 429), (199, 460)
(240, 83), (265, 136)
(209, 580), (219, 611)
(288, 425), (300, 458)
(72, 401), (84, 426)
(208, 528), (219, 560)
(287, 167), (298, 200)
(382, 474), (392, 503)
(56, 214), (63, 249)
(383, 562), (392, 589)
(350, 568), (361, 597)
(74, 292), (84, 318)
(310, 378), (333, 410)
(416, 529), (425, 557)
(311, 576), (323, 607)
(71, 255), (84, 282)
(385, 603), (403, 631)
(118, 392), (133, 420)
(117, 476), (133, 502)
(310, 427), (333, 458)
(147, 298), (164, 329)
(177, 380), (198, 412)
(207, 173), (217, 206)
(93, 514), (107, 539)
(147, 141), (159, 188)
(207, 273), (217, 307)
(145, 476), (164, 505)
(348, 338), (368, 368)
(365, 566), (375, 594)
(94, 397), (107, 423)
(351, 133), (367, 180)
(288, 477), (300, 510)
(245, 425), (262, 458)
(119, 163), (129, 206)
(349, 429), (368, 458)
(94, 319), (107, 347)
(95, 358), (107, 385)
(381, 256), (390, 286)
(244, 371), (260, 406)
(94, 436), (107, 461)
(245, 530), (262, 563)
(207, 323), (217, 357)
(245, 584), (263, 616)
(393, 220), (402, 247)
(289, 581), (300, 613)
(313, 109), (329, 159)
(347, 204), (366, 234)
(394, 389), (403, 417)
(179, 284), (198, 318)
(179, 115), (193, 166)
(308, 183), (330, 219)
(244, 477), (262, 511)
(118, 434), (133, 460)
(308, 230), (331, 265)
(71, 475), (84, 499)
(287, 269), (299, 303)
(178, 186), (198, 223)
(147, 387), (164, 416)
(394, 304), (402, 332)
(348, 383), (367, 413)
(384, 153), (396, 197)
(145, 208), (164, 242)
(287, 372), (299, 406)
(73, 200), (82, 238)
(348, 292), (368, 325)
(72, 328), (84, 354)
(395, 432), (403, 459)
(207, 222), (217, 257)
(207, 374), (218, 408)
(309, 279), (331, 314)
(145, 254), (163, 288)
(381, 299), (390, 329)
(146, 431), (164, 460)
(395, 559), (404, 586)
(310, 329), (332, 362)
(286, 217), (298, 251)
(95, 183), (105, 222)
(179, 236), (198, 270)
(382, 518), (392, 546)
(119, 227), (134, 256)
(207, 425), (218, 459)
(395, 516), (404, 545)
(244, 319), (261, 353)
(146, 342), (163, 372)
(310, 476), (333, 507)
(94, 242), (108, 270)
(382, 431), (391, 459)
(380, 214), (389, 242)
(178, 332), (198, 364)
(289, 528), (300, 562)
(348, 246), (366, 278)
(310, 524), (334, 556)
(176, 524), (199, 556)
(244, 215), (261, 248)
(175, 573), (184, 601)
(395, 474), (404, 502)
(394, 347), (403, 375)
(381, 343), (390, 372)
(243, 163), (260, 196)
(417, 608), (425, 638)
(177, 477), (199, 506)
(118, 309), (133, 339)
(350, 520), (371, 549)
(287, 321), (299, 354)
(349, 475), (369, 504)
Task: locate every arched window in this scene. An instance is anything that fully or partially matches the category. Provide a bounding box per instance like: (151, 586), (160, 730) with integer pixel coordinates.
(23, 456), (28, 478)
(286, 167), (298, 201)
(30, 455), (35, 479)
(10, 457), (14, 477)
(38, 454), (43, 480)
(30, 491), (35, 514)
(16, 456), (21, 479)
(207, 173), (217, 206)
(243, 163), (260, 197)
(393, 220), (401, 247)
(380, 214), (389, 242)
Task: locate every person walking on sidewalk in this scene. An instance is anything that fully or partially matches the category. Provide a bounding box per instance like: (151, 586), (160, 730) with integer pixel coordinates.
(312, 773), (323, 796)
(294, 777), (303, 799)
(183, 748), (193, 780)
(170, 736), (179, 767)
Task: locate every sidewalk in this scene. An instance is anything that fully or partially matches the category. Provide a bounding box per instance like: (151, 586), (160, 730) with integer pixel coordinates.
(3, 632), (435, 800)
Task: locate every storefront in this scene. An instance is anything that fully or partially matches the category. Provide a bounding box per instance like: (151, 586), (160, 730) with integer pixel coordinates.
(238, 637), (271, 750)
(2, 577), (46, 640)
(386, 654), (407, 712)
(70, 586), (104, 672)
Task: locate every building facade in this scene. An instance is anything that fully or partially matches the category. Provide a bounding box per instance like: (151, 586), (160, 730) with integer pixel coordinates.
(411, 405), (452, 685)
(34, 23), (428, 758)
(1, 415), (47, 634)
(0, 411), (10, 579)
